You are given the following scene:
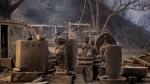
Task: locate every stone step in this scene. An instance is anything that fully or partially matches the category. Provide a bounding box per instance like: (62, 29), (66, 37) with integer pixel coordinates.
(11, 72), (44, 82)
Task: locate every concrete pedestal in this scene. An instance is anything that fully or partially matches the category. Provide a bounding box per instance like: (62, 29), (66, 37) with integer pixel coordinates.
(15, 40), (48, 72)
(11, 72), (44, 82)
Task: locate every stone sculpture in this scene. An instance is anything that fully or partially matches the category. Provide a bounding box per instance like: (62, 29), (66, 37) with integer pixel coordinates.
(55, 36), (68, 74)
(77, 37), (93, 82)
(99, 35), (109, 63)
(78, 36), (92, 57)
(90, 39), (100, 80)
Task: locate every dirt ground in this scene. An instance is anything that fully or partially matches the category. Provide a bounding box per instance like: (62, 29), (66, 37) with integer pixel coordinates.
(122, 48), (147, 58)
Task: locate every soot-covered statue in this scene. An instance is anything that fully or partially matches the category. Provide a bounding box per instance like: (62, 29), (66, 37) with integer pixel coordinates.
(55, 36), (68, 74)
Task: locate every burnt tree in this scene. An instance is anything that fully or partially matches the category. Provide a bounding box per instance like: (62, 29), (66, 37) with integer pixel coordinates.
(0, 0), (25, 19)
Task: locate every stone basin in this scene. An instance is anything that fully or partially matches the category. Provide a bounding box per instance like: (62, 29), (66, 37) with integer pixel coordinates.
(121, 66), (148, 80)
(100, 76), (126, 84)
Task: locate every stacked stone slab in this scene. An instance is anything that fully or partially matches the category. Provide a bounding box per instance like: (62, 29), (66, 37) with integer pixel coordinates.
(11, 40), (48, 82)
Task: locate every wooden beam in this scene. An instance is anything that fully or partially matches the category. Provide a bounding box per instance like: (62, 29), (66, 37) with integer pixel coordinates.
(0, 20), (26, 25)
(131, 56), (150, 67)
(122, 58), (134, 63)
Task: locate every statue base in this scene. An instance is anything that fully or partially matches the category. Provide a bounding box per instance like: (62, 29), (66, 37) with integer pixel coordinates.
(55, 66), (67, 75)
(46, 74), (72, 84)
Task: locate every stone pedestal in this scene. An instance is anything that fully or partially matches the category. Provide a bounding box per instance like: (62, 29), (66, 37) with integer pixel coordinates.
(74, 74), (85, 84)
(100, 77), (126, 84)
(84, 66), (93, 83)
(46, 74), (72, 84)
(75, 66), (84, 74)
(15, 40), (48, 72)
(55, 66), (67, 75)
(104, 45), (122, 79)
(48, 59), (56, 70)
(77, 57), (93, 83)
(11, 72), (44, 82)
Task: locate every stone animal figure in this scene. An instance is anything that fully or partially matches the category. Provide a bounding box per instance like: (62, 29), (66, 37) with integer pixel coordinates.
(55, 36), (67, 72)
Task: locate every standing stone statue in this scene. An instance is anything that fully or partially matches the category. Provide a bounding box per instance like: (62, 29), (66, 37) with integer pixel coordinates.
(99, 35), (108, 63)
(77, 36), (94, 82)
(90, 39), (99, 80)
(90, 39), (98, 56)
(55, 36), (68, 74)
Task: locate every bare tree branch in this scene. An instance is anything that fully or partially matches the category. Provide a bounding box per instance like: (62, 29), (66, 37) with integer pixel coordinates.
(102, 0), (150, 30)
(87, 0), (96, 29)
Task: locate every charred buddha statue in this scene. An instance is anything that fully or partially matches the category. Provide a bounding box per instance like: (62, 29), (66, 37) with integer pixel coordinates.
(99, 35), (109, 63)
(55, 36), (68, 74)
(80, 36), (92, 57)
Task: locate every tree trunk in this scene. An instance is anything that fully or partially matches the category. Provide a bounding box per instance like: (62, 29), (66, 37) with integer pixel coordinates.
(102, 13), (116, 30)
(96, 0), (99, 30)
(3, 10), (12, 19)
(0, 0), (25, 20)
(87, 0), (96, 29)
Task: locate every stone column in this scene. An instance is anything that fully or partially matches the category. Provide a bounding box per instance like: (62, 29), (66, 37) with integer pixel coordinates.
(67, 39), (78, 70)
(104, 45), (122, 79)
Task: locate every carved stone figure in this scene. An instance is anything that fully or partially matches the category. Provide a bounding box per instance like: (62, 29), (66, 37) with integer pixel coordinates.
(77, 37), (94, 82)
(90, 39), (100, 80)
(90, 39), (98, 56)
(99, 35), (109, 63)
(82, 37), (92, 52)
(78, 36), (92, 57)
(55, 36), (67, 74)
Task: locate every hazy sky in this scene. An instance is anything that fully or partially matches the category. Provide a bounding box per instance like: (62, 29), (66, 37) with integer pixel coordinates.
(129, 10), (150, 30)
(129, 10), (149, 21)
